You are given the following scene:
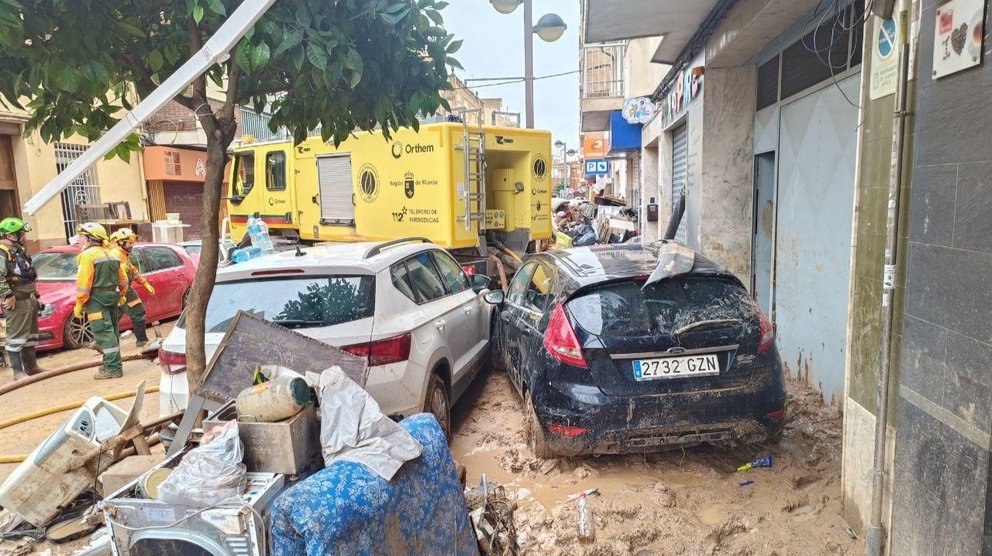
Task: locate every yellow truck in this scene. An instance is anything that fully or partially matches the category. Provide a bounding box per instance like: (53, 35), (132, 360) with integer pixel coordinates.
(227, 121), (552, 255)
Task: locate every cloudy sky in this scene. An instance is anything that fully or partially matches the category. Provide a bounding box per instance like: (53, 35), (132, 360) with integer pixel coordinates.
(442, 1), (581, 149)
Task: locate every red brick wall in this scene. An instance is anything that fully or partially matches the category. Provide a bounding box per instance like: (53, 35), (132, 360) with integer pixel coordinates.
(162, 181), (203, 240)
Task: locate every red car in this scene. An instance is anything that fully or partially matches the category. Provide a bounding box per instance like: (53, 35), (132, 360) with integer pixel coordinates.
(28, 243), (198, 351)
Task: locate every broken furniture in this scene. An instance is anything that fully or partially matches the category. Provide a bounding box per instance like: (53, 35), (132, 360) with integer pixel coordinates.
(167, 311), (368, 458)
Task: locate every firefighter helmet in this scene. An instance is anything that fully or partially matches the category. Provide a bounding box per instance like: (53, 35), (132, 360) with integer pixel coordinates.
(110, 227), (137, 244)
(77, 222), (110, 243)
(0, 217), (31, 236)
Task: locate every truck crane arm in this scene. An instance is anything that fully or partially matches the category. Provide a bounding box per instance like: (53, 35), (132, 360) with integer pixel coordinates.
(22, 0), (279, 216)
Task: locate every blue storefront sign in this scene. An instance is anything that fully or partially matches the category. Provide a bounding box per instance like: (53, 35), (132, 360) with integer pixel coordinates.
(585, 159), (609, 176)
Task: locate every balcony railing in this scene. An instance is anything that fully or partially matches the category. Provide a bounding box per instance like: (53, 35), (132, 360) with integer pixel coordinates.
(240, 106), (289, 142)
(582, 42), (627, 99)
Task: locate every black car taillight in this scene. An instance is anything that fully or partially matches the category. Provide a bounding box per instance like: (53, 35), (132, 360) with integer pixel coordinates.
(756, 306), (775, 354)
(543, 303), (587, 368)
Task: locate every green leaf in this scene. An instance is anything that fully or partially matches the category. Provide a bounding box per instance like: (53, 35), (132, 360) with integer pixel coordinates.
(273, 29), (303, 58)
(61, 67), (79, 92)
(252, 42), (271, 70)
(192, 4), (204, 23)
(306, 43), (328, 70)
(206, 0), (225, 16)
(148, 50), (164, 72)
(446, 39), (462, 54)
(118, 22), (146, 39)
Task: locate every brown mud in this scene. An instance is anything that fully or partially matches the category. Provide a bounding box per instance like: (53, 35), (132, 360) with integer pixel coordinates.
(451, 369), (860, 555)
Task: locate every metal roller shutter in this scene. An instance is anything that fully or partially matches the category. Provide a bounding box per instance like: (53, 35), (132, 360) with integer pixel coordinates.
(671, 124), (688, 244)
(317, 154), (354, 223)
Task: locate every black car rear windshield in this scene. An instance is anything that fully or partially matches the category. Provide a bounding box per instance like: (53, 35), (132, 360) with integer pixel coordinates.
(180, 275), (374, 333)
(566, 277), (754, 337)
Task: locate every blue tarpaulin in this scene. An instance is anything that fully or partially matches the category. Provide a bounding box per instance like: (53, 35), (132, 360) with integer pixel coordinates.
(269, 413), (478, 555)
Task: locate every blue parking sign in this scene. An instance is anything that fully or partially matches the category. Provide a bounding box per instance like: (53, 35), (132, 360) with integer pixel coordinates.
(585, 159), (608, 176)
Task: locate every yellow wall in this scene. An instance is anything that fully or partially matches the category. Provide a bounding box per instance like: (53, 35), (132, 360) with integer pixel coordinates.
(0, 110), (146, 250)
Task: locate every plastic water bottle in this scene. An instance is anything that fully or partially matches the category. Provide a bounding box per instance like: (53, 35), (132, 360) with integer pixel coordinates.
(231, 246), (263, 264)
(246, 215), (274, 254)
(577, 492), (595, 543)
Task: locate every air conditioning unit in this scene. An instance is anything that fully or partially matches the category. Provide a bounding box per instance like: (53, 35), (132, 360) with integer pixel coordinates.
(0, 397), (130, 526)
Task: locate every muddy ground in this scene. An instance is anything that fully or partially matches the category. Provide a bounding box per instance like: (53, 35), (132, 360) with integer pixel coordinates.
(1, 329), (860, 555)
(450, 369), (861, 555)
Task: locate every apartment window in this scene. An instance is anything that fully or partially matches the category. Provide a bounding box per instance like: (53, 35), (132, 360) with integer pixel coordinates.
(54, 143), (101, 241)
(164, 151), (182, 176)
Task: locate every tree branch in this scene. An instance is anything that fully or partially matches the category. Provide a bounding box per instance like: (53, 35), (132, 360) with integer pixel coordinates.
(222, 57), (241, 122)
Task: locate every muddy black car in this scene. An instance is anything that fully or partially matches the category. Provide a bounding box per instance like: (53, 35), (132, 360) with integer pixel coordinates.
(485, 243), (787, 457)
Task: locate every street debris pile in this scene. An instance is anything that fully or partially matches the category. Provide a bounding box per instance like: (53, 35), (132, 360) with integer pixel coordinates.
(552, 196), (639, 248)
(450, 370), (859, 555)
(0, 312), (472, 555)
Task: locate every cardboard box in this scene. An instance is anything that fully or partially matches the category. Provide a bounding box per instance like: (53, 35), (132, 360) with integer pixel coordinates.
(204, 404), (320, 476)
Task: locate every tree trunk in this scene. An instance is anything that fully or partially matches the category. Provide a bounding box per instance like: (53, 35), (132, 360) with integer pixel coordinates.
(184, 130), (232, 388)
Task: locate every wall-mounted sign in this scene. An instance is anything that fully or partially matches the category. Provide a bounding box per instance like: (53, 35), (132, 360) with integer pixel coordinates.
(660, 69), (703, 127)
(870, 17), (901, 99)
(582, 132), (609, 159)
(585, 159), (609, 176)
(932, 0), (985, 79)
(621, 97), (656, 124)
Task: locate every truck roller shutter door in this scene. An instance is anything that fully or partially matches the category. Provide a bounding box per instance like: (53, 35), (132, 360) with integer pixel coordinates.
(317, 154), (354, 224)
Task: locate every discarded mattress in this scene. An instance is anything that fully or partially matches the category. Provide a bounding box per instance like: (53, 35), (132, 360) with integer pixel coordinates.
(269, 413), (477, 555)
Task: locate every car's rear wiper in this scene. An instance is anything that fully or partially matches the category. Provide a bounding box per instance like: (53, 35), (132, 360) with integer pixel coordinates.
(674, 319), (741, 336)
(272, 319), (326, 328)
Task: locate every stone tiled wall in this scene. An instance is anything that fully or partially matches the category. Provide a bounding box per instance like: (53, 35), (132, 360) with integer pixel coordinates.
(889, 0), (992, 552)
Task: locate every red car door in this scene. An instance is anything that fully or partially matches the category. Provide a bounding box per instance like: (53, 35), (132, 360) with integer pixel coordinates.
(130, 247), (162, 320)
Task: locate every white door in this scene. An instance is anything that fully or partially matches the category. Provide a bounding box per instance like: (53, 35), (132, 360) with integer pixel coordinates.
(774, 74), (859, 403)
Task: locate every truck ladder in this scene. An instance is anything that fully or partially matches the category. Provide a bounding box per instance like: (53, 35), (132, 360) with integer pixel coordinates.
(455, 109), (486, 232)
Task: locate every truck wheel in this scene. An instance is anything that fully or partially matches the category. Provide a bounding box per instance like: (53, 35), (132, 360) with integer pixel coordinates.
(424, 372), (450, 439)
(526, 396), (553, 459)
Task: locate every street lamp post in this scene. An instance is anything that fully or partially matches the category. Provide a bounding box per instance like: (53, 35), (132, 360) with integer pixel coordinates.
(554, 140), (578, 194)
(489, 0), (567, 129)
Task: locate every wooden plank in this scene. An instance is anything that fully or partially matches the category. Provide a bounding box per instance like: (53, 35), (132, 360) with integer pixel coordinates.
(194, 310), (368, 405)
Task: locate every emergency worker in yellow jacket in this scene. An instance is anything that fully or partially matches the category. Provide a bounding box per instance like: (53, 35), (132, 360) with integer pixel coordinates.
(108, 228), (155, 349)
(73, 223), (128, 380)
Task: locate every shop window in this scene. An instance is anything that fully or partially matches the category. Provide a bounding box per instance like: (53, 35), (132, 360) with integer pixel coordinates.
(266, 151), (287, 191)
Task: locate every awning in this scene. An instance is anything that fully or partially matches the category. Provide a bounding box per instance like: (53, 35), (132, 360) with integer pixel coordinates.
(583, 0), (719, 63)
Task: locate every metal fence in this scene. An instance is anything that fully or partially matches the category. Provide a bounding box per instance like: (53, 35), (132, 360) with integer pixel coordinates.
(240, 106), (288, 142)
(581, 42), (627, 99)
(54, 143), (101, 240)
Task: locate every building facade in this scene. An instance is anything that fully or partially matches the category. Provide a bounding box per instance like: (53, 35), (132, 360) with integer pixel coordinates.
(0, 109), (146, 251)
(583, 0), (992, 550)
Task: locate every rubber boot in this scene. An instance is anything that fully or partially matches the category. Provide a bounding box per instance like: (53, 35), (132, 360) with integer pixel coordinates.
(9, 351), (27, 380)
(132, 320), (149, 347)
(20, 347), (47, 376)
(93, 366), (122, 380)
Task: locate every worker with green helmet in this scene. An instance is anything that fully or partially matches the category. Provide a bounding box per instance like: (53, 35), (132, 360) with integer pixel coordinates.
(108, 228), (156, 350)
(0, 217), (43, 379)
(74, 222), (129, 380)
